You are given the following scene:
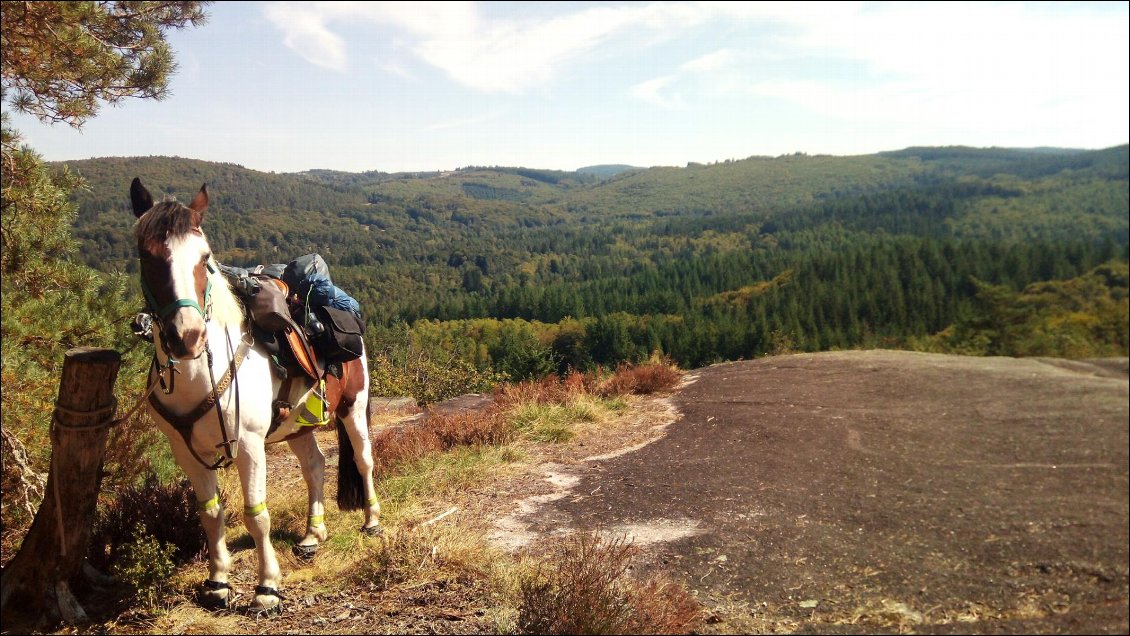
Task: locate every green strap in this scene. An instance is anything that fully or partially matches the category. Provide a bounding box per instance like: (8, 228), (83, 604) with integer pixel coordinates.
(366, 496), (379, 507)
(308, 514), (324, 527)
(141, 275), (212, 320)
(198, 494), (220, 512)
(244, 501), (267, 517)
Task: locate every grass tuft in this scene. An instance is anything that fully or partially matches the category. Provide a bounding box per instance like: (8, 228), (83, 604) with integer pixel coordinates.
(599, 362), (682, 397)
(518, 532), (702, 635)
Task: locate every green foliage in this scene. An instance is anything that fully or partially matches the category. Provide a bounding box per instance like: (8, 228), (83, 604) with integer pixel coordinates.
(1, 120), (152, 482)
(110, 523), (179, 610)
(922, 262), (1129, 357)
(1, 4), (210, 542)
(367, 323), (505, 405)
(45, 144), (1130, 387)
(1, 1), (209, 126)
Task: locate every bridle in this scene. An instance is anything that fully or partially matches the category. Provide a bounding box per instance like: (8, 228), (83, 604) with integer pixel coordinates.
(141, 258), (215, 326)
(139, 251), (215, 392)
(140, 250), (246, 470)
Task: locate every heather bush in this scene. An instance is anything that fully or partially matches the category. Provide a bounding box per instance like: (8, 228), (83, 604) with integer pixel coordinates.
(518, 532), (701, 635)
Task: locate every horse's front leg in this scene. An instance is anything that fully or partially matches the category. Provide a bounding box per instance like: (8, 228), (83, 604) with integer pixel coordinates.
(287, 433), (328, 560)
(162, 432), (233, 609)
(236, 437), (283, 615)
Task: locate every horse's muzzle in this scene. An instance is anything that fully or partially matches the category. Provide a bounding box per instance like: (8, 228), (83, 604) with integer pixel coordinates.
(162, 320), (206, 360)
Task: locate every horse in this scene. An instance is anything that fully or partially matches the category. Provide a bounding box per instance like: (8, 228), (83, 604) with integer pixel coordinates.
(129, 178), (382, 614)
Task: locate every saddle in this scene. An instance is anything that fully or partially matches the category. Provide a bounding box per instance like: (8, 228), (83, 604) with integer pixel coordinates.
(228, 272), (350, 436)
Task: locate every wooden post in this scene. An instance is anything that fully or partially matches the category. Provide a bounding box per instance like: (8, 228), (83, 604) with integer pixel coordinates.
(1, 347), (122, 627)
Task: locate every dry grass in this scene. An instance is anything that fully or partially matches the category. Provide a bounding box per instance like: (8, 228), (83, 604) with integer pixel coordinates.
(32, 361), (696, 634)
(598, 362), (682, 397)
(518, 532), (702, 635)
(371, 407), (514, 481)
(348, 523), (496, 591)
(495, 370), (597, 407)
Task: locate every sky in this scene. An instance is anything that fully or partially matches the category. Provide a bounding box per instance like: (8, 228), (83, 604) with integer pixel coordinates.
(7, 1), (1129, 174)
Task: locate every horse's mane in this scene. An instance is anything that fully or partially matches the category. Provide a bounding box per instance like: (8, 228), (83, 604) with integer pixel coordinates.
(134, 200), (245, 329)
(208, 265), (245, 329)
(134, 201), (201, 251)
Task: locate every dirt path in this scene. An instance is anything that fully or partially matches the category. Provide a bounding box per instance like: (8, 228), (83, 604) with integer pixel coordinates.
(498, 350), (1129, 634)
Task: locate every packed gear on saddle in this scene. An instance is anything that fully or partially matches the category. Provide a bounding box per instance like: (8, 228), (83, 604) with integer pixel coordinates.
(217, 253), (365, 374)
(134, 252), (365, 430)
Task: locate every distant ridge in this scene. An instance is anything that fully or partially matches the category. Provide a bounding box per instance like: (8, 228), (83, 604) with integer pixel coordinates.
(575, 164), (641, 178)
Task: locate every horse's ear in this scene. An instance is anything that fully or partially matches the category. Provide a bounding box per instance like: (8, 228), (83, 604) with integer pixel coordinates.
(188, 184), (208, 214)
(130, 178), (154, 218)
(188, 184), (208, 225)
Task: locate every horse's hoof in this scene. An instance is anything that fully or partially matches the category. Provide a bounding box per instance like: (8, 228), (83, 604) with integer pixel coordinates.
(292, 542), (318, 562)
(247, 586), (283, 617)
(197, 579), (231, 611)
(360, 524), (384, 537)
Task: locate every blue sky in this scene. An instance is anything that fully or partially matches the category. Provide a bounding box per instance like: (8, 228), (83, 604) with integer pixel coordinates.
(9, 1), (1129, 173)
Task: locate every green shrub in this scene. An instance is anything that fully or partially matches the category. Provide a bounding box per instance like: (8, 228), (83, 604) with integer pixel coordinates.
(89, 476), (207, 572)
(112, 523), (178, 610)
(369, 346), (504, 406)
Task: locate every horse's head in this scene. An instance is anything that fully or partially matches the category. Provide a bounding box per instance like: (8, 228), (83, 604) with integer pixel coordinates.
(131, 177), (214, 360)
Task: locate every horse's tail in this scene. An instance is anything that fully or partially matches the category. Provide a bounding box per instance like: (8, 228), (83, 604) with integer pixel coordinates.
(336, 417), (365, 511)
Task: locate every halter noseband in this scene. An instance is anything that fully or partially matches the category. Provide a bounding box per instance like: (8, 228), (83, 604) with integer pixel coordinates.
(140, 261), (216, 322)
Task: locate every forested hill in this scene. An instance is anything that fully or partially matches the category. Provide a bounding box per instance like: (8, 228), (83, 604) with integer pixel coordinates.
(56, 145), (1129, 374)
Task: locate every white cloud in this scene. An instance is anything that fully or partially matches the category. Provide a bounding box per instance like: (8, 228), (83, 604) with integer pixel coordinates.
(264, 1), (1127, 149)
(264, 1), (709, 93)
(679, 49), (735, 73)
(746, 2), (1128, 145)
(263, 3), (347, 71)
(631, 75), (682, 109)
(631, 48), (739, 109)
(629, 2), (1128, 146)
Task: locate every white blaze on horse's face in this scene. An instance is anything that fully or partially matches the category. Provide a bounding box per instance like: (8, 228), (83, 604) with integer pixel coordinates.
(162, 230), (211, 359)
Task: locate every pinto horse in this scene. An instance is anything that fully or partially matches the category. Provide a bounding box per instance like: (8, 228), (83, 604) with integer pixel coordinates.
(130, 178), (381, 614)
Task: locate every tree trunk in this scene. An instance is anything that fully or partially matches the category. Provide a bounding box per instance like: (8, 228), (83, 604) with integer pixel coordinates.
(1, 347), (122, 627)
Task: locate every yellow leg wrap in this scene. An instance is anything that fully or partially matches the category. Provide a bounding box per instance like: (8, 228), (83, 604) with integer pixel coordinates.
(366, 496), (378, 507)
(244, 501), (267, 517)
(308, 514), (324, 527)
(198, 495), (221, 513)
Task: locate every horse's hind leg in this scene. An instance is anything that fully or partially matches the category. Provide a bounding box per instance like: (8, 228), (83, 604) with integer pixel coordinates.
(163, 435), (232, 609)
(287, 432), (328, 559)
(336, 369), (381, 534)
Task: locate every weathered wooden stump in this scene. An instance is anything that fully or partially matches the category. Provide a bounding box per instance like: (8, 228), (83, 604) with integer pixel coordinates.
(1, 347), (122, 626)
